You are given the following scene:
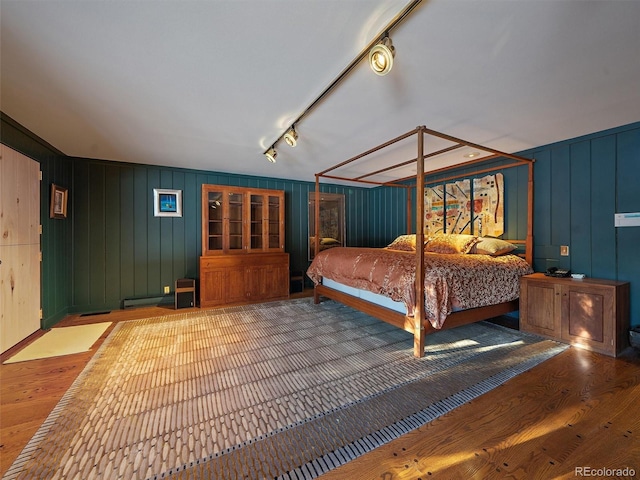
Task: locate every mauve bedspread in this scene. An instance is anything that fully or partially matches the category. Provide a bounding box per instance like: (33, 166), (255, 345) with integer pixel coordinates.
(307, 247), (533, 329)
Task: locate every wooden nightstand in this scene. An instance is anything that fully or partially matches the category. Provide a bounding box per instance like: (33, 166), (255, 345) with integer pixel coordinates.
(520, 273), (630, 357)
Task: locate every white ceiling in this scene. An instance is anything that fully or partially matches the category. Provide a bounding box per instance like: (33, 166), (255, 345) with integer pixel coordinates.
(2, 0), (639, 185)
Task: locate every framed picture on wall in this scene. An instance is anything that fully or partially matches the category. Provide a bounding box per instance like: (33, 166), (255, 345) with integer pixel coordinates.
(153, 188), (182, 217)
(50, 183), (68, 219)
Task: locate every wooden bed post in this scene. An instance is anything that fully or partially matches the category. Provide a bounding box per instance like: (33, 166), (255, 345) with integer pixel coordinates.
(314, 175), (321, 304)
(526, 161), (534, 266)
(406, 185), (412, 235)
(414, 127), (426, 357)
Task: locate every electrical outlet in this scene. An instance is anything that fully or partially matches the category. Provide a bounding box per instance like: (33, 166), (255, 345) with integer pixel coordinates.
(560, 245), (569, 256)
(164, 285), (170, 294)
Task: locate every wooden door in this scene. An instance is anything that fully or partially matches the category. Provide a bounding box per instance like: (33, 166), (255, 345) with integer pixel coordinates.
(271, 262), (290, 298)
(266, 193), (284, 251)
(0, 145), (41, 353)
(246, 264), (271, 300)
(199, 263), (226, 307)
(561, 283), (614, 354)
(249, 193), (265, 251)
(226, 267), (248, 304)
(226, 190), (245, 253)
(203, 188), (224, 254)
(520, 277), (561, 338)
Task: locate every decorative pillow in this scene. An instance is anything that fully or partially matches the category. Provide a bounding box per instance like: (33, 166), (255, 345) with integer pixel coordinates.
(321, 237), (341, 245)
(386, 234), (417, 251)
(425, 233), (479, 254)
(472, 237), (517, 256)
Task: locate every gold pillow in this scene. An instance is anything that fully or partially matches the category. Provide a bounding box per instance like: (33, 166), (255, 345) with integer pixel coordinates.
(321, 237), (341, 245)
(425, 234), (479, 254)
(386, 234), (417, 251)
(472, 237), (517, 256)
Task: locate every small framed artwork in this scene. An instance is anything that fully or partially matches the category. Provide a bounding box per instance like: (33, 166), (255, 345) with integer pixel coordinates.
(50, 184), (68, 219)
(153, 188), (182, 217)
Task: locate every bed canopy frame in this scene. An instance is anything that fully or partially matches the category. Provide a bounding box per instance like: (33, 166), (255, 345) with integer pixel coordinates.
(312, 126), (535, 357)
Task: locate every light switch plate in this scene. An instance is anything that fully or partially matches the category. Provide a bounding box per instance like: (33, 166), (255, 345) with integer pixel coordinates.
(560, 245), (569, 256)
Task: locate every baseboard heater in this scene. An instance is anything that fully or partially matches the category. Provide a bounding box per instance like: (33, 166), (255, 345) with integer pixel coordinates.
(79, 311), (111, 317)
(122, 294), (173, 309)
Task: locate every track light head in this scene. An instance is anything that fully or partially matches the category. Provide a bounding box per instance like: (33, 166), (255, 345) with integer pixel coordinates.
(265, 147), (277, 163)
(369, 36), (395, 76)
(283, 126), (298, 147)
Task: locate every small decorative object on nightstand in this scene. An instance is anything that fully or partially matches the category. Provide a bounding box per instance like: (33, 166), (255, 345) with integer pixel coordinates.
(520, 273), (630, 357)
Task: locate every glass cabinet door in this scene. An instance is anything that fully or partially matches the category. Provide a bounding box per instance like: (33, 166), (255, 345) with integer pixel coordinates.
(268, 195), (281, 249)
(207, 191), (224, 252)
(202, 185), (284, 255)
(250, 194), (264, 250)
(228, 191), (244, 251)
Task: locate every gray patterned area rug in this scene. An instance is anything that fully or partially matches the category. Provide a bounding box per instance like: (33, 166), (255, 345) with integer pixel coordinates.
(4, 298), (567, 480)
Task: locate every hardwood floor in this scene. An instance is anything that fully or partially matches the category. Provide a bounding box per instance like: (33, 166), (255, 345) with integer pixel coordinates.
(1, 295), (639, 479)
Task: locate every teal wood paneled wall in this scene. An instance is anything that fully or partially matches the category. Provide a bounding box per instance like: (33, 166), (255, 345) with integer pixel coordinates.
(523, 122), (640, 327)
(365, 185), (409, 247)
(1, 114), (72, 328)
(67, 158), (408, 313)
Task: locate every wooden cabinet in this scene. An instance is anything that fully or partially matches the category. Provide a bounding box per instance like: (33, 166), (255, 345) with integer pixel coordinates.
(199, 185), (289, 308)
(199, 253), (289, 308)
(202, 185), (284, 255)
(520, 273), (630, 357)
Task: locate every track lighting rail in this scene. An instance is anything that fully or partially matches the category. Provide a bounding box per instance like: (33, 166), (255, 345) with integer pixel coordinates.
(263, 0), (422, 160)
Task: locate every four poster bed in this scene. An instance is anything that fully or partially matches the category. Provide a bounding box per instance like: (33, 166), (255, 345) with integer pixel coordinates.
(307, 126), (535, 358)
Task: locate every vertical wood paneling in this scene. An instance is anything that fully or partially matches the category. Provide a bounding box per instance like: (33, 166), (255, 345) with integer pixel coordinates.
(120, 166), (135, 299)
(133, 167), (148, 296)
(48, 155), (71, 321)
(73, 161), (90, 307)
(159, 170), (173, 291)
(184, 172), (199, 278)
(104, 164), (121, 306)
(147, 169), (161, 294)
(345, 188), (357, 245)
(66, 163), (376, 309)
(172, 171), (186, 282)
(504, 168), (519, 239)
(526, 124), (639, 326)
(590, 136), (617, 279)
(616, 128), (640, 326)
(89, 163), (106, 306)
(569, 141), (592, 275)
(287, 182), (307, 272)
(516, 163), (530, 240)
(550, 145), (571, 248)
(533, 149), (552, 261)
